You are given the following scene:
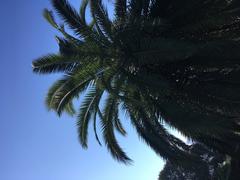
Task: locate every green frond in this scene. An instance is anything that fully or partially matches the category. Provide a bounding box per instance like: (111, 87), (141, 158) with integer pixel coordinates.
(92, 85), (105, 146)
(90, 0), (113, 40)
(55, 78), (90, 115)
(43, 9), (59, 29)
(65, 101), (76, 116)
(77, 87), (99, 148)
(93, 107), (102, 146)
(58, 25), (83, 44)
(45, 78), (69, 110)
(55, 62), (105, 115)
(32, 54), (79, 74)
(99, 95), (132, 164)
(45, 78), (76, 116)
(51, 0), (82, 34)
(43, 8), (82, 44)
(55, 36), (84, 56)
(51, 0), (95, 40)
(114, 117), (127, 136)
(112, 99), (126, 136)
(45, 62), (103, 115)
(79, 0), (89, 25)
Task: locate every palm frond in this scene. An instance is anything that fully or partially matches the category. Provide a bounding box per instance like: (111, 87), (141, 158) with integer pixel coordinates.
(93, 107), (102, 146)
(32, 54), (79, 74)
(45, 62), (103, 115)
(64, 101), (76, 116)
(79, 0), (89, 25)
(46, 78), (69, 110)
(51, 0), (95, 40)
(55, 63), (105, 115)
(43, 8), (81, 43)
(90, 0), (113, 40)
(55, 36), (79, 56)
(99, 95), (132, 163)
(114, 117), (127, 136)
(77, 87), (99, 148)
(43, 9), (59, 29)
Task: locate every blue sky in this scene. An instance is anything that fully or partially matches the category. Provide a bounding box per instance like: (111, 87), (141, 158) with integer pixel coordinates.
(0, 1), (164, 180)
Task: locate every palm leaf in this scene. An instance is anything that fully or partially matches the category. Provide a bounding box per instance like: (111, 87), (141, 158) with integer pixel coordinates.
(43, 9), (59, 29)
(79, 0), (89, 25)
(90, 0), (113, 40)
(77, 87), (99, 148)
(45, 62), (103, 115)
(99, 95), (132, 163)
(64, 101), (76, 116)
(32, 54), (79, 74)
(93, 106), (102, 146)
(55, 62), (105, 115)
(51, 0), (95, 41)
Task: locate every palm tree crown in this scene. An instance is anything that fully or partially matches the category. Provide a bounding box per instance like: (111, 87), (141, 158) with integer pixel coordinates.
(33, 0), (240, 165)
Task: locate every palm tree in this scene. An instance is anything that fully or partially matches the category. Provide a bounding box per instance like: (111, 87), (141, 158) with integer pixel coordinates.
(33, 0), (240, 176)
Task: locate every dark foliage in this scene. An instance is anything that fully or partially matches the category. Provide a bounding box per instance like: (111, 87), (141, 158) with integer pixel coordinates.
(159, 143), (230, 180)
(33, 0), (240, 171)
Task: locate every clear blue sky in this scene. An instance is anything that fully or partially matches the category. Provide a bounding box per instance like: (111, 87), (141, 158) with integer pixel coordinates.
(0, 1), (164, 180)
